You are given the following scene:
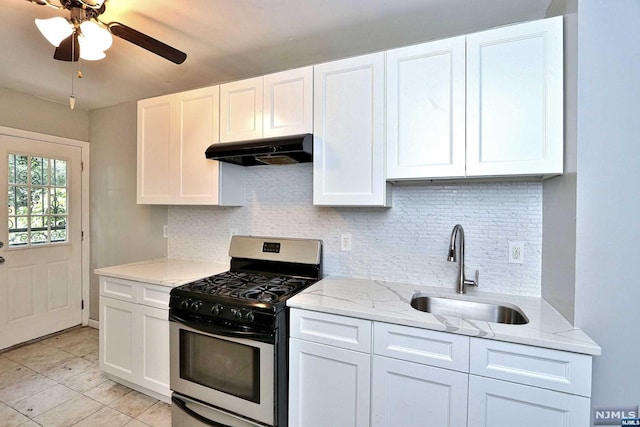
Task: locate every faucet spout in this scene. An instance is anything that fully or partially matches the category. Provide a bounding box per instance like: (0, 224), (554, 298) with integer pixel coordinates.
(447, 224), (478, 294)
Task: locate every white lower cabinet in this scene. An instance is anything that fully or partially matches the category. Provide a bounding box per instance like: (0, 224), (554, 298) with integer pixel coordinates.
(467, 375), (590, 427)
(288, 308), (593, 427)
(289, 339), (371, 427)
(99, 276), (171, 402)
(289, 309), (372, 427)
(372, 356), (468, 427)
(138, 304), (170, 395)
(100, 296), (135, 382)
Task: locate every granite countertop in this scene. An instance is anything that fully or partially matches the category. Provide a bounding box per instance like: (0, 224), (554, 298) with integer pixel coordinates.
(94, 258), (229, 287)
(287, 276), (601, 356)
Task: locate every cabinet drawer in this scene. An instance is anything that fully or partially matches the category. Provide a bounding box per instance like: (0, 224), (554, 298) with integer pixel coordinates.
(139, 282), (171, 309)
(100, 277), (138, 302)
(290, 309), (372, 353)
(374, 322), (469, 373)
(470, 338), (592, 397)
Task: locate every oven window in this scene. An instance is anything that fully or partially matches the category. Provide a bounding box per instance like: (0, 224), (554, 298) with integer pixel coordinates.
(179, 330), (261, 403)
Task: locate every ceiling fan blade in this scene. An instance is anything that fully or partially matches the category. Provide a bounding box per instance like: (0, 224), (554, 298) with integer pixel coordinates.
(53, 33), (80, 62)
(107, 22), (187, 64)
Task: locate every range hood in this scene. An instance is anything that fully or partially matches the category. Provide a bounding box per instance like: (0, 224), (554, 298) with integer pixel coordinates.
(205, 134), (313, 166)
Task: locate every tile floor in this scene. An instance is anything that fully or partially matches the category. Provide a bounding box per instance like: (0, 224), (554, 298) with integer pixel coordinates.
(0, 327), (171, 427)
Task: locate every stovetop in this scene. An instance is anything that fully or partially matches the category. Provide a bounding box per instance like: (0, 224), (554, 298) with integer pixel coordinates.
(169, 270), (319, 328)
(176, 271), (316, 304)
(169, 235), (322, 329)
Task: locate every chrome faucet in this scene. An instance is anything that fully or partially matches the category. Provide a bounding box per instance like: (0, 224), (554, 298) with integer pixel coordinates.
(448, 224), (479, 294)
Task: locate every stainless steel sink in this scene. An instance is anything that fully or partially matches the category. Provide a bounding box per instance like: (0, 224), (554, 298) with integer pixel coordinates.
(410, 295), (528, 325)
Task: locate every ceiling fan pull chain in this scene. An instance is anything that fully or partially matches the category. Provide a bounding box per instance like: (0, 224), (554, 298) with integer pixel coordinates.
(69, 30), (75, 110)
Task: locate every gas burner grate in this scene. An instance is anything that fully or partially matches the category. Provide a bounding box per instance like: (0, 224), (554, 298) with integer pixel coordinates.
(181, 271), (316, 303)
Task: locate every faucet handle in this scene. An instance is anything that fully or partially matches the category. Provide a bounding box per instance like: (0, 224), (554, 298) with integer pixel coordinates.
(465, 270), (479, 288)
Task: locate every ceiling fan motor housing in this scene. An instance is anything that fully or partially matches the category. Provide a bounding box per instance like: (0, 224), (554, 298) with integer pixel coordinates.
(60, 0), (106, 15)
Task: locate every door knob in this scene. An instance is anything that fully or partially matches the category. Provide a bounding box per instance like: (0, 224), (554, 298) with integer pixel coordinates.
(0, 256), (5, 264)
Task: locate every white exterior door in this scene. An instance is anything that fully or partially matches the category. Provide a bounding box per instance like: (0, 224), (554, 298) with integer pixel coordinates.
(0, 134), (83, 350)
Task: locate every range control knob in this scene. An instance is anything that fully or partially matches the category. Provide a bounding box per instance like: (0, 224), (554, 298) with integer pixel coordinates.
(230, 308), (243, 320)
(211, 304), (223, 316)
(190, 301), (202, 312)
(245, 311), (255, 323)
(180, 299), (191, 310)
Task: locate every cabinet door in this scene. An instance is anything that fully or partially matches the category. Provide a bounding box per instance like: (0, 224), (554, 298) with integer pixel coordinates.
(372, 356), (468, 427)
(289, 338), (370, 427)
(138, 305), (170, 397)
(99, 296), (136, 382)
(313, 53), (390, 206)
(387, 36), (466, 180)
(468, 375), (590, 427)
(220, 77), (263, 142)
(263, 67), (313, 137)
(466, 16), (563, 177)
(137, 94), (174, 204)
(175, 86), (222, 204)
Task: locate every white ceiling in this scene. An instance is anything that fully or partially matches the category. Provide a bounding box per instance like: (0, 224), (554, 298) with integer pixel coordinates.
(1, 0), (554, 110)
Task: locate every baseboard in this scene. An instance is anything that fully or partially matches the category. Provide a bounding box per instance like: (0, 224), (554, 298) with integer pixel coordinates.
(87, 319), (100, 329)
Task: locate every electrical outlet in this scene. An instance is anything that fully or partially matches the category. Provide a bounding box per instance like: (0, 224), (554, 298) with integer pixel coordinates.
(340, 233), (352, 252)
(508, 241), (524, 264)
(163, 225), (168, 239)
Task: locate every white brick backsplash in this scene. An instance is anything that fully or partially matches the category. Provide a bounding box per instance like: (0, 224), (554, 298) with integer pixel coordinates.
(168, 164), (542, 296)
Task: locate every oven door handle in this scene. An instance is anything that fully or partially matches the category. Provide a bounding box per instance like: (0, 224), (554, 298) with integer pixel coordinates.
(169, 313), (275, 343)
(172, 395), (234, 427)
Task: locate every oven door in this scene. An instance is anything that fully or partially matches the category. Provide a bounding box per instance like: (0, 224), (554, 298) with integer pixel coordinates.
(170, 318), (275, 426)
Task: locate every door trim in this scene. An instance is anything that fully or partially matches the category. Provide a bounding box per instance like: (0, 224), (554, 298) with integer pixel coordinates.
(0, 126), (90, 327)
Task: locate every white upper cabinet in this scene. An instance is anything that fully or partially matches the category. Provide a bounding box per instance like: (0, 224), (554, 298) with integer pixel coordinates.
(220, 67), (313, 142)
(387, 36), (466, 180)
(220, 77), (264, 142)
(466, 16), (563, 177)
(387, 17), (563, 181)
(263, 67), (313, 137)
(137, 94), (173, 203)
(137, 86), (244, 205)
(313, 52), (391, 207)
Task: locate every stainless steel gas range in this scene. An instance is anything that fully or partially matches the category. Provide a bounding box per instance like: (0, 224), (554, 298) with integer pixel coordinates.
(169, 235), (322, 427)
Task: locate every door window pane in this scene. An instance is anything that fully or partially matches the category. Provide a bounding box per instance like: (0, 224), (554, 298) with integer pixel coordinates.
(7, 154), (70, 248)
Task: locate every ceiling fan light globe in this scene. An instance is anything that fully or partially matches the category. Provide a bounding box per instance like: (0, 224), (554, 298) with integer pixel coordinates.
(78, 37), (106, 60)
(35, 17), (73, 47)
(79, 20), (112, 52)
(80, 50), (106, 61)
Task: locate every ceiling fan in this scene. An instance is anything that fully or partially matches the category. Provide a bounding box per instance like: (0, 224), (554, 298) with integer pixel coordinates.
(26, 0), (187, 64)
